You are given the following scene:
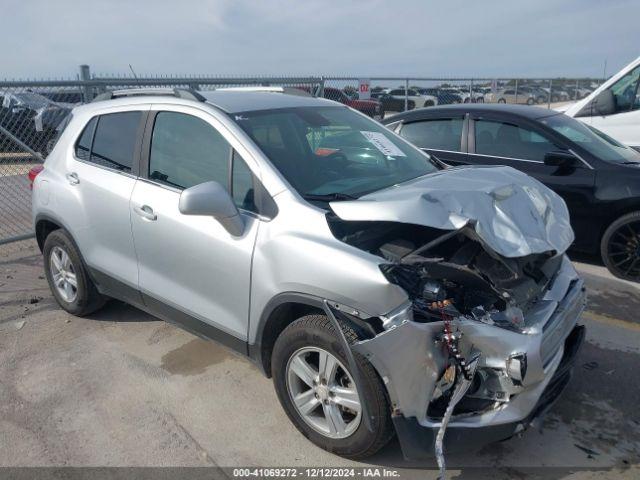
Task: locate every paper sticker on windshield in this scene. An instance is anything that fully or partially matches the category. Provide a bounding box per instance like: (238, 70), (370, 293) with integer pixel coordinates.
(360, 131), (406, 157)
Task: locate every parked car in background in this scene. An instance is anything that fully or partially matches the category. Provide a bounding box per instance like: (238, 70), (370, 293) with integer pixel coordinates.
(417, 88), (462, 105)
(316, 86), (384, 119)
(0, 91), (72, 155)
(442, 87), (484, 103)
(384, 104), (640, 281)
(31, 87), (585, 463)
(384, 88), (436, 108)
(564, 86), (592, 100)
(564, 55), (640, 152)
(485, 88), (537, 105)
(520, 86), (549, 104)
(371, 91), (415, 112)
(541, 87), (570, 103)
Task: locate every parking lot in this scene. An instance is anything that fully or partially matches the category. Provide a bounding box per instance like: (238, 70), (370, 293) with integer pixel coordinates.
(0, 239), (638, 479)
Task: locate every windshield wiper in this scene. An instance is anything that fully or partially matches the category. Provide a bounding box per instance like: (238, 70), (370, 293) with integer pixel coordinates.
(302, 192), (358, 202)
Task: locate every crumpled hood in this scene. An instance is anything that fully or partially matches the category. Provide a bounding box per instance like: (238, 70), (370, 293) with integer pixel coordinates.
(329, 165), (574, 258)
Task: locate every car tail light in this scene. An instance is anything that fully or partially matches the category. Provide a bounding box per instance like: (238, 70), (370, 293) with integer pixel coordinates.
(28, 165), (44, 189)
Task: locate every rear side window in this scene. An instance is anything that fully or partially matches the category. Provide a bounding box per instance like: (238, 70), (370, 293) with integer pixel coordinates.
(149, 112), (230, 190)
(474, 119), (558, 162)
(90, 112), (142, 172)
(399, 118), (463, 151)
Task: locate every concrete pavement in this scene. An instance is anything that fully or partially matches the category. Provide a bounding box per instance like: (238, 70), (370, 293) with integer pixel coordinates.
(0, 240), (638, 478)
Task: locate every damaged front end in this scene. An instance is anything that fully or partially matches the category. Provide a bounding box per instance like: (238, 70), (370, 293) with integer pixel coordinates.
(325, 167), (587, 462)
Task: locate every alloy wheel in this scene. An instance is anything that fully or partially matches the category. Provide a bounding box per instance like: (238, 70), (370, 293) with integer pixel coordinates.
(49, 246), (78, 302)
(286, 347), (362, 439)
(606, 221), (640, 280)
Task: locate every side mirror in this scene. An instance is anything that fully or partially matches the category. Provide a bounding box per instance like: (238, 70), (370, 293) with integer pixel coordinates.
(544, 150), (578, 168)
(593, 89), (616, 116)
(179, 181), (244, 236)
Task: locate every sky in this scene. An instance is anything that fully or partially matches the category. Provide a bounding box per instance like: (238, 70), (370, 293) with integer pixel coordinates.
(2, 0), (639, 80)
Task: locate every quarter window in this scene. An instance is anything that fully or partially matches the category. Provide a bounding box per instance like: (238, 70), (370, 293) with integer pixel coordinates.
(231, 151), (257, 213)
(74, 117), (97, 161)
(399, 118), (463, 151)
(474, 119), (558, 162)
(90, 112), (142, 172)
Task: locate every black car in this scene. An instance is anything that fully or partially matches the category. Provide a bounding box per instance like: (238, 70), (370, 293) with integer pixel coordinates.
(383, 104), (640, 281)
(371, 92), (415, 112)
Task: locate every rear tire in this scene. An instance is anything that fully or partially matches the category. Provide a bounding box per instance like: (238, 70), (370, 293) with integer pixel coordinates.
(272, 314), (394, 459)
(601, 211), (640, 282)
(43, 230), (107, 315)
(498, 98), (506, 104)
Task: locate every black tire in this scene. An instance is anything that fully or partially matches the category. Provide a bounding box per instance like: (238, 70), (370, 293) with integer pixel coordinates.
(272, 314), (394, 459)
(601, 211), (640, 282)
(526, 97), (535, 105)
(498, 98), (506, 104)
(43, 229), (107, 315)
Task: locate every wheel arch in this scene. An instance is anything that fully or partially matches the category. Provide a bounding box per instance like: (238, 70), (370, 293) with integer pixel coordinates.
(251, 293), (327, 377)
(34, 213), (70, 252)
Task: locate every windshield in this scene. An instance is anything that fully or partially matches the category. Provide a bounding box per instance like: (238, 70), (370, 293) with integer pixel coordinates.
(233, 106), (438, 199)
(541, 114), (640, 164)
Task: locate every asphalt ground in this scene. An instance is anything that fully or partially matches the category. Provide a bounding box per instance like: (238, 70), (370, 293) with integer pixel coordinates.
(0, 239), (638, 479)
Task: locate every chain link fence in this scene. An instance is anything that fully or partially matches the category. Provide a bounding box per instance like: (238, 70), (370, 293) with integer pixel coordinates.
(0, 65), (604, 245)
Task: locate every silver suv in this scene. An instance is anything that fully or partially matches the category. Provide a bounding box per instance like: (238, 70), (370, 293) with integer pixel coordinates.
(31, 88), (586, 462)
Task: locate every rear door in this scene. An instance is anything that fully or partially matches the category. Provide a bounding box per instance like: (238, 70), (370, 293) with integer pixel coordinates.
(396, 115), (469, 165)
(467, 113), (596, 247)
(130, 105), (261, 345)
(65, 107), (148, 302)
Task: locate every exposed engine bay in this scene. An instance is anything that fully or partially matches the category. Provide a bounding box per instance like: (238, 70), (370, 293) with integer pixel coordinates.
(329, 219), (564, 329)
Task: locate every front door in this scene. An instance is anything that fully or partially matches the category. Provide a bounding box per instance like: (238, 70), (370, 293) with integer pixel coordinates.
(130, 106), (260, 344)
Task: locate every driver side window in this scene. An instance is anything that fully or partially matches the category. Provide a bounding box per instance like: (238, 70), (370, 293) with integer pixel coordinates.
(609, 65), (640, 113)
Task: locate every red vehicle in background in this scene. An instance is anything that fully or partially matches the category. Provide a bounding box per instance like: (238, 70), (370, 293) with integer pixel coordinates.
(297, 86), (384, 119)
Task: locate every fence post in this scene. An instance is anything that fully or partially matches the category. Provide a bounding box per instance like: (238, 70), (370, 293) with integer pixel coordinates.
(318, 76), (325, 98)
(79, 64), (92, 103)
(547, 78), (552, 109)
(404, 78), (409, 111)
(575, 78), (579, 100)
(469, 79), (473, 103)
(514, 78), (519, 104)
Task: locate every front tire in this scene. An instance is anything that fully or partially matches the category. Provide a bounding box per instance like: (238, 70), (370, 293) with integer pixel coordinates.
(601, 211), (640, 282)
(272, 314), (393, 459)
(43, 230), (107, 315)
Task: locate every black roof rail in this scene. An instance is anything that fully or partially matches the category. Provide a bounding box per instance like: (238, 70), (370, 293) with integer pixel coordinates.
(92, 87), (206, 103)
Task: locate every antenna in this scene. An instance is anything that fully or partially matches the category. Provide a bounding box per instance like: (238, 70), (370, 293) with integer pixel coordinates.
(129, 64), (141, 86)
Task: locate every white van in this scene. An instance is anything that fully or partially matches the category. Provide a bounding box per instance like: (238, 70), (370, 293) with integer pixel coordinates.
(564, 56), (640, 151)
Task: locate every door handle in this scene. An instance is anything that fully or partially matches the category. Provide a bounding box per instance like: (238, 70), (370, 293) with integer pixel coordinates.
(133, 205), (157, 221)
(66, 172), (80, 185)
